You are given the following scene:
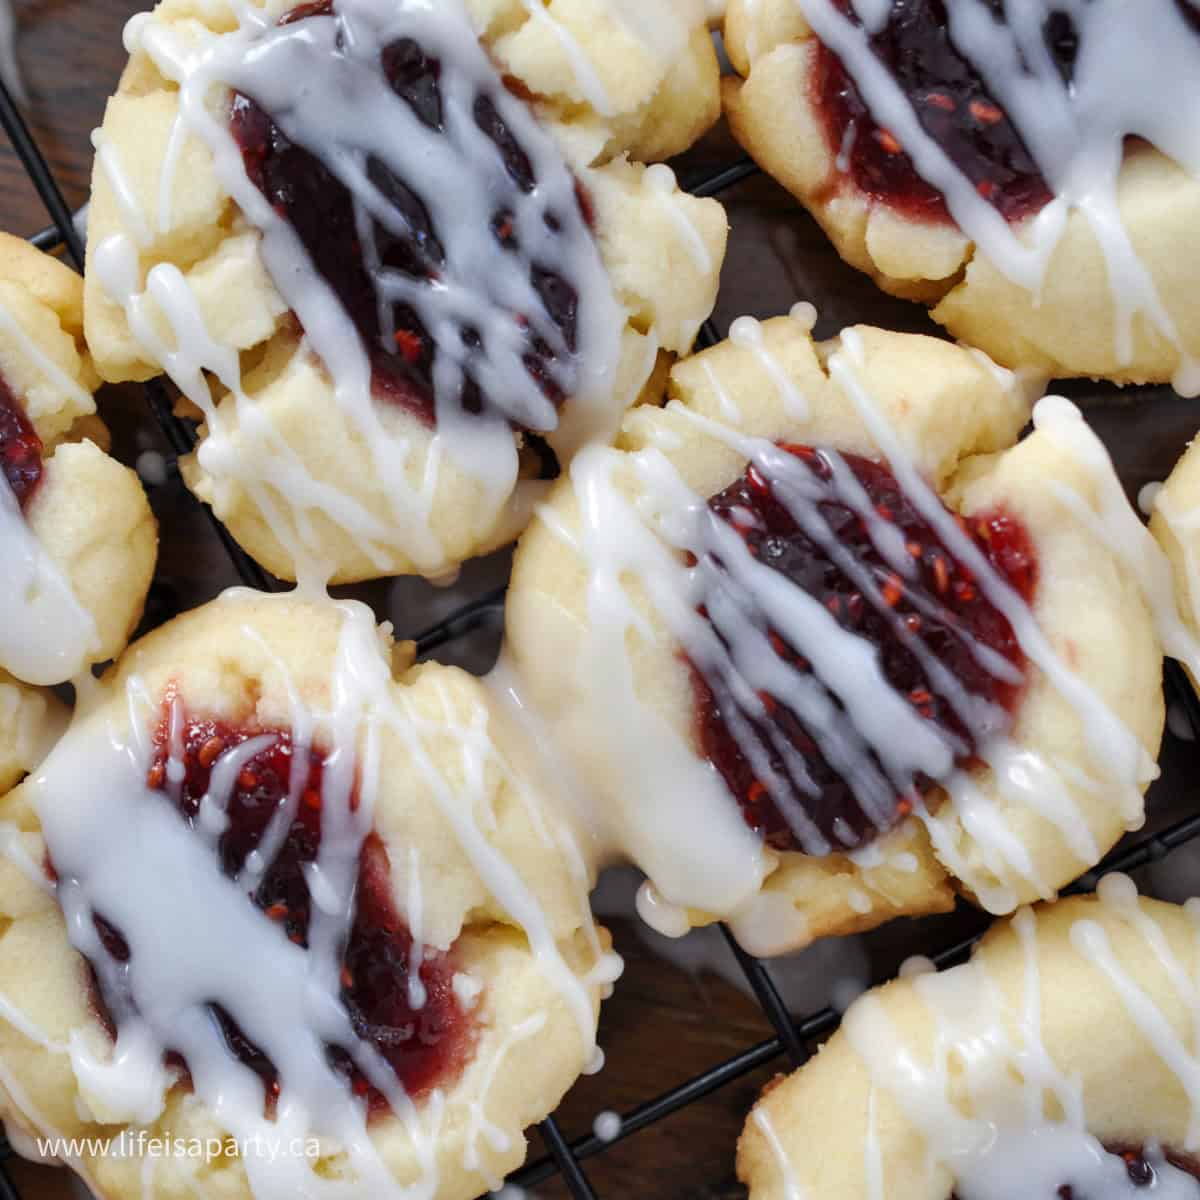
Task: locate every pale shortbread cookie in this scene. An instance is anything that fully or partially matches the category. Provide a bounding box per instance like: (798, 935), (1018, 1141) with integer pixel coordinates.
(722, 0), (1200, 388)
(506, 313), (1163, 955)
(1152, 438), (1200, 691)
(0, 670), (67, 796)
(0, 591), (614, 1199)
(739, 889), (1200, 1199)
(84, 0), (727, 585)
(0, 234), (157, 685)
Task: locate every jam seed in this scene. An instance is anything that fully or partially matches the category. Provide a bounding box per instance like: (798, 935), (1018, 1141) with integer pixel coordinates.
(968, 99), (1003, 125)
(265, 903), (289, 922)
(747, 780), (767, 804)
(933, 556), (950, 595)
(147, 762), (166, 790)
(881, 574), (903, 607)
(341, 965), (354, 990)
(876, 129), (903, 155)
(303, 788), (323, 811)
(197, 736), (225, 768)
(926, 91), (955, 111)
(238, 769), (258, 791)
(393, 329), (423, 364)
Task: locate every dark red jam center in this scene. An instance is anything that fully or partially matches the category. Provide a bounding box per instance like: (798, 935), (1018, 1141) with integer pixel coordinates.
(691, 445), (1036, 855)
(230, 0), (587, 428)
(814, 0), (1200, 225)
(813, 0), (1072, 223)
(86, 702), (473, 1118)
(951, 1143), (1200, 1198)
(0, 373), (43, 509)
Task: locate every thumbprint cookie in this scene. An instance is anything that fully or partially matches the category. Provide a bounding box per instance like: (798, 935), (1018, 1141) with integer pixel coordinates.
(506, 309), (1168, 956)
(84, 0), (727, 586)
(723, 0), (1200, 393)
(0, 234), (157, 687)
(739, 884), (1200, 1199)
(0, 590), (618, 1199)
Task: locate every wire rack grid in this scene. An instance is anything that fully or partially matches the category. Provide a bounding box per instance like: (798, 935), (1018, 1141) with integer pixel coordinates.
(3, 65), (1200, 1200)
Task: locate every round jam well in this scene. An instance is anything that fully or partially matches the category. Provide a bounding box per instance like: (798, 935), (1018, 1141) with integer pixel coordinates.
(0, 374), (44, 509)
(690, 445), (1037, 855)
(80, 702), (475, 1118)
(229, 0), (590, 430)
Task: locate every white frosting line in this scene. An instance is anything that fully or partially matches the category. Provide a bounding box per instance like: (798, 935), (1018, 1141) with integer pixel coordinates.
(0, 471), (99, 687)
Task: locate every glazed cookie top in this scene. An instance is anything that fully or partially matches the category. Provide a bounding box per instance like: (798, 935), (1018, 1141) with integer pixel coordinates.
(0, 591), (617, 1199)
(739, 885), (1200, 1199)
(0, 234), (156, 686)
(506, 309), (1191, 952)
(85, 0), (725, 585)
(725, 0), (1200, 394)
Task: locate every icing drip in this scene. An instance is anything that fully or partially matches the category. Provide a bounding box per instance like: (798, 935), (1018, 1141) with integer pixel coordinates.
(796, 0), (1200, 394)
(229, 1), (594, 431)
(102, 0), (624, 583)
(25, 593), (611, 1196)
(691, 444), (1033, 855)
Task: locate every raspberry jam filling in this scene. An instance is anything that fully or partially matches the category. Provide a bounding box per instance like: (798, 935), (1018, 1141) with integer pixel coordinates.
(0, 374), (43, 509)
(691, 446), (1036, 854)
(230, 0), (588, 428)
(813, 0), (1200, 225)
(85, 703), (473, 1117)
(813, 0), (1067, 223)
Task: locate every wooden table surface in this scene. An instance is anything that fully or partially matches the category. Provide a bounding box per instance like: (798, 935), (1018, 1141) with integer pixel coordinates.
(2, 4), (1199, 1199)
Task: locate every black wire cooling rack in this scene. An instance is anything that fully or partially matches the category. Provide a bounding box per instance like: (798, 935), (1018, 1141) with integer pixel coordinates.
(4, 66), (1200, 1200)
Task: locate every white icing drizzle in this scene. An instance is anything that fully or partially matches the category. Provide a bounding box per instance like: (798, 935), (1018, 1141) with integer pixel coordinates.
(103, 0), (625, 584)
(0, 472), (99, 687)
(91, 129), (152, 249)
(752, 1106), (808, 1200)
(592, 1109), (621, 1142)
(644, 164), (714, 275)
(802, 894), (1200, 1200)
(22, 592), (612, 1197)
(729, 316), (809, 419)
(798, 0), (1200, 395)
(517, 0), (611, 115)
